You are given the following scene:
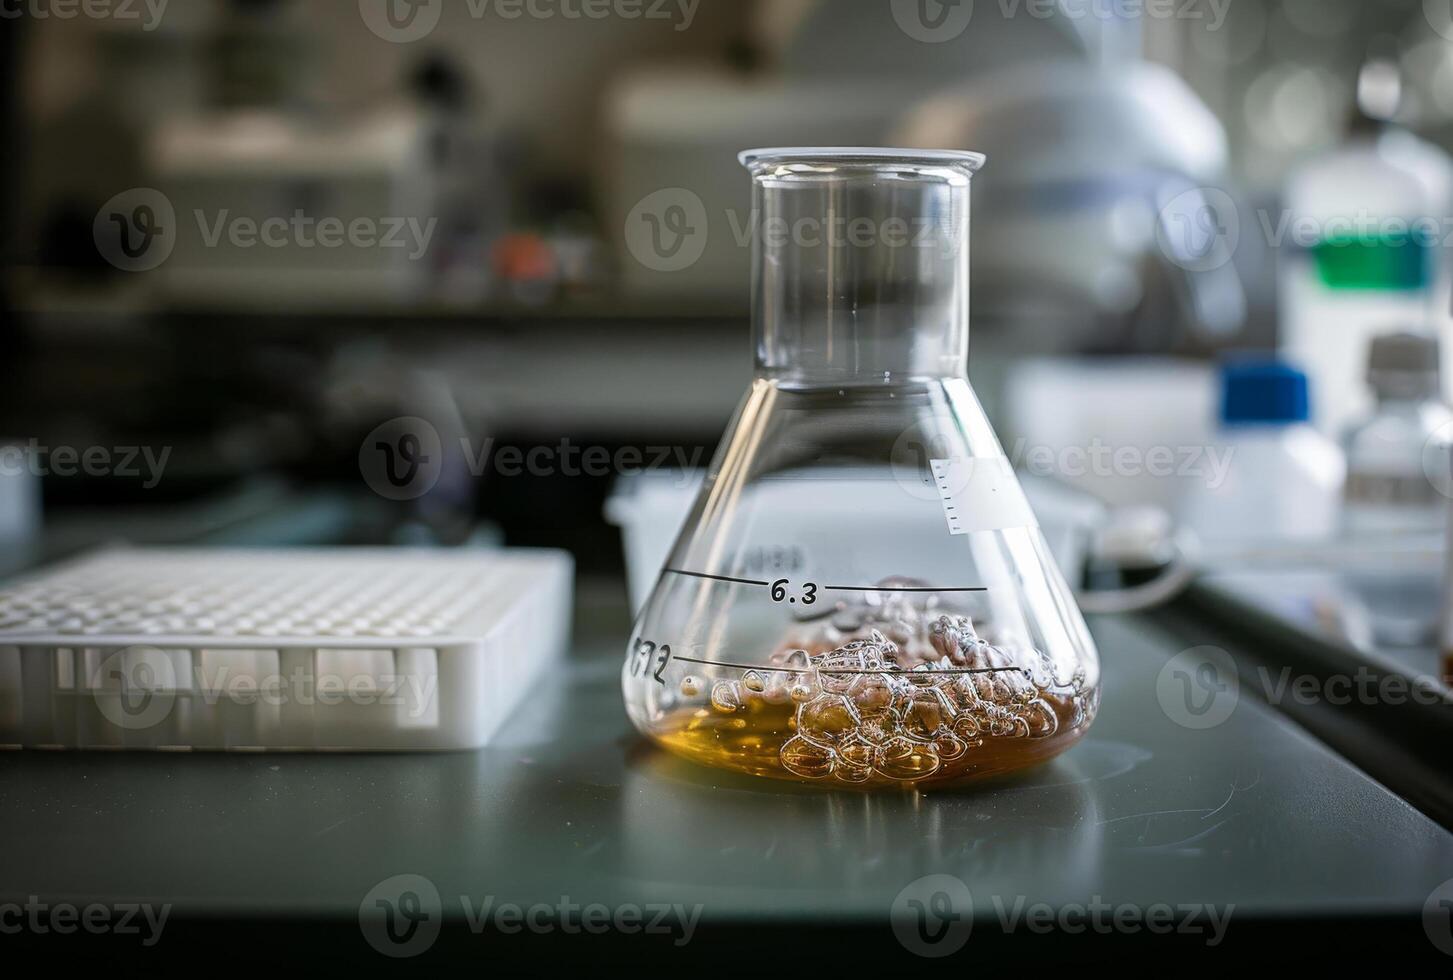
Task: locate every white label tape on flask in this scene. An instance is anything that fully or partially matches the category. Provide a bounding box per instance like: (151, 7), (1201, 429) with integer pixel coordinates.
(930, 458), (1038, 535)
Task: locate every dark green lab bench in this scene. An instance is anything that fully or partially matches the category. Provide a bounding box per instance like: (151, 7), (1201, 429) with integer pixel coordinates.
(2, 585), (1452, 967)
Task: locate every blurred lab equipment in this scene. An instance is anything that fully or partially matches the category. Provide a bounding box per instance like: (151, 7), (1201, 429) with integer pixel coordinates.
(896, 58), (1245, 351)
(1279, 59), (1453, 435)
(1342, 330), (1453, 645)
(757, 0), (1090, 78)
(1002, 356), (1217, 513)
(622, 148), (1100, 788)
(0, 441), (42, 575)
(1180, 360), (1345, 552)
(605, 2), (1089, 301)
(0, 548), (572, 751)
(1343, 330), (1453, 535)
(319, 350), (483, 546)
(148, 5), (505, 309)
(153, 112), (439, 305)
(1443, 483), (1453, 685)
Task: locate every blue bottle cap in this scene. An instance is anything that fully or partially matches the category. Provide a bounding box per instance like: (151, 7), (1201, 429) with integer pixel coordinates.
(1220, 360), (1310, 426)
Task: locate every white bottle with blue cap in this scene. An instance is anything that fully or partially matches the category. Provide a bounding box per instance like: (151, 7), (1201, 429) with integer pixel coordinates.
(1181, 359), (1346, 547)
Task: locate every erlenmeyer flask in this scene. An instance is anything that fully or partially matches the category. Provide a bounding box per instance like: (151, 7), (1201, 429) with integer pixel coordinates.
(622, 148), (1100, 787)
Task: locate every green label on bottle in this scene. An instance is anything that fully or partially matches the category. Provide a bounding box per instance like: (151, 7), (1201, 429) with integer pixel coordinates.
(1311, 230), (1431, 290)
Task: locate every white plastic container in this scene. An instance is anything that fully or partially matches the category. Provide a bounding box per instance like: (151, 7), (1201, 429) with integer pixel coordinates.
(0, 548), (572, 751)
(1181, 361), (1345, 549)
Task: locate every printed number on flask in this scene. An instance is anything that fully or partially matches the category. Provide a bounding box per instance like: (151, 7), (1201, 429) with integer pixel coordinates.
(770, 579), (817, 606)
(631, 638), (672, 684)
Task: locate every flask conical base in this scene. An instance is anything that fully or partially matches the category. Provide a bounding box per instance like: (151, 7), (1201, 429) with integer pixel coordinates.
(622, 378), (1101, 788)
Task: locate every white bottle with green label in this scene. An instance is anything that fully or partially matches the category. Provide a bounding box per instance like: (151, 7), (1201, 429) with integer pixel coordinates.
(1279, 61), (1453, 437)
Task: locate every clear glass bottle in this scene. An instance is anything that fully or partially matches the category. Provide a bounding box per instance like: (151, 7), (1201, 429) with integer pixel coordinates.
(621, 148), (1100, 788)
(1343, 330), (1453, 646)
(1343, 330), (1453, 535)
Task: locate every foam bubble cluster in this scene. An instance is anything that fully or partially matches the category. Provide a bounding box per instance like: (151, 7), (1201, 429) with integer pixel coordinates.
(700, 583), (1093, 783)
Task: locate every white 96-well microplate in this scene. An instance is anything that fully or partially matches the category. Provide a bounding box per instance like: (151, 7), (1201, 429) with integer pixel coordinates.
(0, 548), (573, 751)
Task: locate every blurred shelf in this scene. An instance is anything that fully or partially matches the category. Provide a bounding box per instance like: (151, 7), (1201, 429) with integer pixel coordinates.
(10, 270), (748, 326)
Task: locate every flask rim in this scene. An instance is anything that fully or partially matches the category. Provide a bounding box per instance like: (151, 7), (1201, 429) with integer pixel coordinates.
(738, 146), (986, 175)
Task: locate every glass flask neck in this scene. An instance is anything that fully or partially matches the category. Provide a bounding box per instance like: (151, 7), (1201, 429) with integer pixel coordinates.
(743, 149), (981, 387)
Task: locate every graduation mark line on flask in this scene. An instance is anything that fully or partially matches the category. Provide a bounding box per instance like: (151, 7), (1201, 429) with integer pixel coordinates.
(660, 568), (988, 605)
(629, 639), (1027, 684)
(669, 653), (1026, 677)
